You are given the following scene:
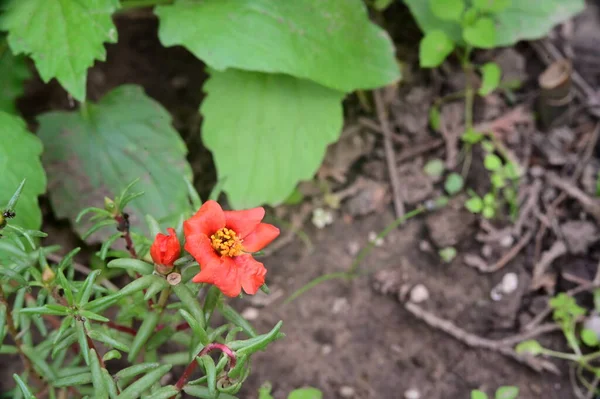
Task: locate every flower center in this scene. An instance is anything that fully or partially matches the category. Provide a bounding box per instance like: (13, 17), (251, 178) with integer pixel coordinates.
(210, 227), (243, 257)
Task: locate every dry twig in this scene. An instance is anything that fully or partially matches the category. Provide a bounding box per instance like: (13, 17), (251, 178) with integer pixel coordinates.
(404, 301), (560, 374)
(531, 240), (567, 290)
(464, 230), (534, 273)
(373, 89), (405, 219)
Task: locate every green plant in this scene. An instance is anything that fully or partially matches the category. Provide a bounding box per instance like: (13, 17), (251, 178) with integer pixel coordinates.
(259, 382), (323, 399)
(0, 180), (283, 398)
(471, 386), (519, 399)
(463, 137), (519, 220)
(516, 291), (600, 396)
(0, 0), (401, 243)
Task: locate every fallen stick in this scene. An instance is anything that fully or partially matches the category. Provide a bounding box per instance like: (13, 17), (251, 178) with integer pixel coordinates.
(404, 301), (560, 374)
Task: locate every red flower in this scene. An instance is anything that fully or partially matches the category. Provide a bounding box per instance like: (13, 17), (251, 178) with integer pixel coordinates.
(183, 200), (280, 297)
(150, 228), (180, 270)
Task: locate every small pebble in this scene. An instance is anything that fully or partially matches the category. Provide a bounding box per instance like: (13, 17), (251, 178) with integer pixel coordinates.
(409, 284), (429, 303)
(241, 307), (260, 321)
(584, 314), (600, 339)
(500, 235), (514, 248)
(332, 297), (350, 314)
(404, 388), (421, 399)
(321, 345), (332, 355)
(500, 272), (519, 294)
(419, 240), (432, 252)
(339, 386), (355, 398)
(490, 287), (503, 301)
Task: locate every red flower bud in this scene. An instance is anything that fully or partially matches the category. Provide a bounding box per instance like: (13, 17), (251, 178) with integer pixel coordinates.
(150, 228), (180, 269)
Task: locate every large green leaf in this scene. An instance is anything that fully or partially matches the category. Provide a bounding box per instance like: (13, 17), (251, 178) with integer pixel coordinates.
(0, 112), (46, 230)
(156, 0), (400, 92)
(0, 46), (30, 114)
(37, 85), (193, 241)
(0, 0), (120, 101)
(405, 0), (585, 47)
(201, 69), (344, 209)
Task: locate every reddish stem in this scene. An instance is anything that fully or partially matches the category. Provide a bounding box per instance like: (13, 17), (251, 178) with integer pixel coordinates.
(173, 343), (236, 392)
(175, 322), (190, 331)
(106, 321), (137, 336)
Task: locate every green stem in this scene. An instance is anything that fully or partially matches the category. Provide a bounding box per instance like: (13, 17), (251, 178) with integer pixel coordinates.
(540, 348), (580, 362)
(120, 0), (173, 10)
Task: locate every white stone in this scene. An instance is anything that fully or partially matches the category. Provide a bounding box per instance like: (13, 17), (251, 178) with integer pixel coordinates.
(339, 386), (355, 398)
(241, 307), (259, 321)
(368, 231), (384, 247)
(404, 388), (421, 399)
(501, 272), (519, 294)
(332, 297), (350, 314)
(321, 345), (332, 355)
(409, 284), (429, 303)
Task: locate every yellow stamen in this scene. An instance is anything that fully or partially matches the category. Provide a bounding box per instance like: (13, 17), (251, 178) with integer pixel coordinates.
(210, 227), (243, 257)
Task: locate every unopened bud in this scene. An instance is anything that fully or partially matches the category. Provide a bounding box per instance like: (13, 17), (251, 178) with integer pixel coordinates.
(42, 266), (56, 284)
(104, 197), (116, 213)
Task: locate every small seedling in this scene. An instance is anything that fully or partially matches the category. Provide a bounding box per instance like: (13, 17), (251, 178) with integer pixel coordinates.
(471, 386), (519, 399)
(439, 246), (457, 263)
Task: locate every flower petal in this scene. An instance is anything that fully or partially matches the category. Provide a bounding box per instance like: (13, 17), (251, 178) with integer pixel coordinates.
(191, 257), (220, 285)
(185, 233), (220, 267)
(242, 223), (280, 252)
(213, 257), (242, 297)
(150, 227), (181, 267)
(234, 254), (267, 295)
(184, 200), (225, 237)
(224, 207), (265, 238)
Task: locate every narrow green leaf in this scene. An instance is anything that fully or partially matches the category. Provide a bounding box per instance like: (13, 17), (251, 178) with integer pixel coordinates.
(115, 363), (160, 381)
(183, 385), (238, 399)
(116, 364), (172, 399)
(83, 293), (123, 314)
(199, 355), (216, 397)
(99, 232), (123, 260)
(178, 309), (209, 345)
(12, 374), (35, 399)
(232, 321), (284, 355)
(76, 207), (112, 223)
(0, 345), (18, 354)
(0, 303), (6, 344)
(102, 368), (119, 399)
(20, 305), (69, 316)
(52, 372), (92, 387)
(82, 220), (118, 240)
(52, 331), (78, 358)
(144, 278), (169, 301)
(103, 349), (122, 362)
(145, 215), (161, 239)
(89, 349), (108, 399)
(0, 267), (28, 286)
(184, 177), (202, 211)
(127, 311), (160, 362)
(218, 303), (257, 338)
(56, 269), (74, 305)
(79, 310), (110, 323)
(173, 283), (205, 329)
(146, 327), (174, 352)
(118, 192), (145, 210)
(107, 258), (154, 275)
(77, 270), (101, 306)
(88, 329), (130, 352)
(22, 345), (56, 380)
(5, 179), (26, 211)
(145, 385), (179, 399)
(76, 321), (90, 365)
(227, 354), (247, 380)
(202, 285), (220, 323)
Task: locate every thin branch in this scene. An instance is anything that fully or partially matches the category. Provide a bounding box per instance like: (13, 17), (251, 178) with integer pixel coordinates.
(373, 88), (405, 219)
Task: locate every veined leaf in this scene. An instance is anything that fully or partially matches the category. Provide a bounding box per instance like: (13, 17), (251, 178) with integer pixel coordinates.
(156, 0), (399, 92)
(201, 69), (344, 208)
(37, 85), (193, 241)
(0, 0), (120, 101)
(0, 112), (46, 231)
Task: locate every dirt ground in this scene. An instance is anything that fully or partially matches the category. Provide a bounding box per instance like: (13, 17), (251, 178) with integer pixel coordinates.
(9, 2), (600, 399)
